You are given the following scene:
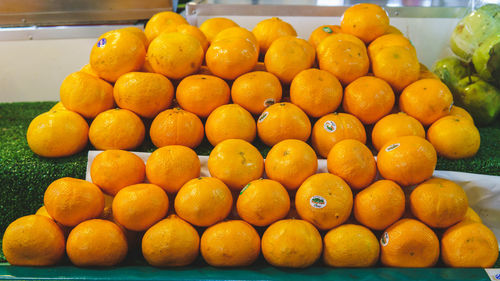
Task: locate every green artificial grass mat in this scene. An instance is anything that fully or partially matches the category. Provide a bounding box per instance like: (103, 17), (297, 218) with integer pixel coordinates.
(0, 101), (499, 265)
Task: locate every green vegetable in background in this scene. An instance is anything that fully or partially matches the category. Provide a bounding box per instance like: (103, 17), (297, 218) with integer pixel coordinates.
(432, 57), (469, 95)
(455, 76), (500, 125)
(450, 4), (500, 62)
(473, 33), (500, 87)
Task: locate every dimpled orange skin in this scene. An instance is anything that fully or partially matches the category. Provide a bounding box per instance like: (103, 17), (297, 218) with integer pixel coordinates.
(89, 109), (145, 150)
(311, 113), (367, 158)
(205, 104), (256, 146)
(199, 17), (239, 43)
(317, 34), (369, 85)
(400, 79), (454, 126)
(2, 215), (65, 266)
(377, 136), (437, 187)
(462, 207), (482, 223)
(441, 221), (499, 268)
(449, 105), (474, 123)
(371, 112), (425, 151)
(264, 36), (315, 84)
(144, 11), (188, 42)
(208, 139), (264, 190)
(214, 27), (260, 52)
(142, 215), (200, 267)
(147, 32), (204, 80)
(174, 177), (233, 227)
(262, 219), (323, 268)
(113, 72), (174, 119)
(66, 219), (128, 267)
(340, 3), (390, 43)
(371, 45), (420, 92)
(380, 218), (440, 267)
(252, 17), (297, 54)
(327, 139), (376, 190)
(90, 30), (146, 82)
(343, 76), (395, 124)
(172, 24), (209, 52)
(236, 179), (290, 227)
(427, 116), (480, 160)
(290, 68), (343, 118)
(295, 173), (353, 230)
(112, 183), (169, 231)
(146, 145), (201, 194)
(44, 177), (105, 227)
(60, 71), (114, 119)
(120, 27), (148, 48)
(206, 37), (258, 80)
(308, 25), (342, 49)
(90, 150), (145, 196)
(257, 102), (311, 147)
(201, 220), (261, 267)
(176, 75), (230, 118)
(149, 108), (204, 149)
(354, 180), (405, 230)
(231, 71), (282, 115)
(368, 34), (416, 60)
(265, 139), (318, 190)
(410, 178), (468, 228)
(27, 110), (89, 158)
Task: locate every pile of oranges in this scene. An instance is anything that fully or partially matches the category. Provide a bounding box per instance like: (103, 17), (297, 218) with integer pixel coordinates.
(9, 2), (497, 269)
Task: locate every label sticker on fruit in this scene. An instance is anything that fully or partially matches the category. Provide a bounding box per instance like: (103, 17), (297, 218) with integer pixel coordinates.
(323, 120), (336, 133)
(310, 195), (327, 209)
(385, 143), (400, 152)
(97, 38), (106, 48)
(258, 111), (269, 123)
(381, 232), (389, 246)
(323, 26), (333, 33)
(240, 183), (250, 195)
(264, 98), (275, 107)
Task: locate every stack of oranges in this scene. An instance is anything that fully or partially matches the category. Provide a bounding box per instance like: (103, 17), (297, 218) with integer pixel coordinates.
(12, 2), (497, 269)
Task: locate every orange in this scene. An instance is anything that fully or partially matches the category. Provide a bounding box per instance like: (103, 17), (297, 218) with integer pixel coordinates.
(201, 220), (260, 267)
(205, 104), (256, 146)
(308, 25), (342, 49)
(100, 194), (114, 220)
(2, 215), (65, 266)
(385, 25), (403, 35)
(176, 75), (230, 117)
(90, 29), (146, 82)
(463, 207), (482, 223)
(441, 221), (498, 267)
(354, 180), (405, 230)
(113, 72), (174, 119)
(142, 215), (200, 267)
(231, 71), (282, 115)
(35, 206), (52, 219)
(311, 113), (366, 158)
(343, 76), (395, 124)
(236, 179), (290, 226)
(208, 139), (264, 190)
(410, 178), (468, 228)
(147, 32), (204, 79)
(368, 34), (416, 59)
(323, 224), (380, 267)
(60, 71), (114, 119)
(419, 63), (440, 80)
(174, 177), (233, 227)
(90, 150), (145, 196)
(214, 26), (259, 50)
(205, 37), (258, 80)
(197, 65), (213, 75)
(146, 145), (200, 194)
(144, 11), (188, 42)
(399, 78), (454, 125)
(449, 105), (474, 123)
(341, 3), (389, 43)
(290, 68), (343, 118)
(427, 116), (480, 159)
(262, 219), (322, 268)
(120, 27), (148, 48)
(317, 33), (369, 85)
(257, 102), (311, 146)
(172, 24), (209, 52)
(252, 17), (297, 54)
(66, 219), (128, 267)
(89, 109), (145, 150)
(80, 64), (99, 78)
(199, 17), (239, 43)
(49, 101), (67, 111)
(265, 139), (318, 190)
(149, 108), (204, 149)
(371, 112), (425, 151)
(27, 110), (88, 158)
(295, 173), (353, 230)
(377, 136), (437, 186)
(371, 45), (420, 92)
(380, 218), (440, 267)
(327, 139), (376, 190)
(44, 177), (104, 227)
(112, 183), (168, 231)
(264, 36), (315, 84)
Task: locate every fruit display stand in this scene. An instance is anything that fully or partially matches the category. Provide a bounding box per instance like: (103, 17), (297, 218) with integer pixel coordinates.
(1, 1), (500, 280)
